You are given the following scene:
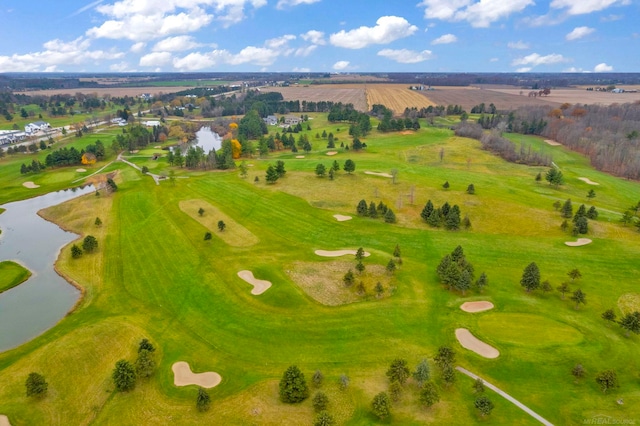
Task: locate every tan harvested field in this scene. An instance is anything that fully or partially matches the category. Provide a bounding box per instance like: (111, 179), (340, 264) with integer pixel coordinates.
(260, 85), (367, 111)
(419, 86), (558, 111)
(366, 84), (435, 114)
(14, 86), (193, 97)
(485, 87), (640, 106)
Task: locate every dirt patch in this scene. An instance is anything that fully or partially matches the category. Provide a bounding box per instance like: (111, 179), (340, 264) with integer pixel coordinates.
(76, 168), (87, 172)
(401, 131), (414, 135)
(295, 155), (305, 159)
(365, 84), (435, 114)
(315, 249), (370, 257)
(22, 181), (40, 189)
(578, 177), (599, 185)
(333, 214), (352, 222)
(544, 139), (562, 146)
(237, 270), (272, 295)
(364, 171), (393, 178)
(460, 301), (494, 313)
(455, 328), (499, 359)
(172, 361), (221, 388)
(326, 151), (338, 156)
(286, 260), (393, 306)
(565, 238), (592, 247)
(0, 415), (10, 426)
(618, 293), (640, 315)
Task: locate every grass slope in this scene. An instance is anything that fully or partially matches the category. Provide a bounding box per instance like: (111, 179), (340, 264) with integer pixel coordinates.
(0, 261), (31, 293)
(0, 114), (639, 425)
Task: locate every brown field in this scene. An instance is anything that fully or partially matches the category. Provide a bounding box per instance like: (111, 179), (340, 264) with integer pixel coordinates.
(13, 86), (193, 97)
(484, 87), (640, 106)
(366, 84), (435, 114)
(260, 85), (367, 111)
(419, 86), (559, 111)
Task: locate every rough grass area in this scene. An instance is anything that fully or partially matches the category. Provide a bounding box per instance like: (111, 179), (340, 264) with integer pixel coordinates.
(617, 293), (640, 315)
(179, 199), (259, 247)
(0, 261), (31, 293)
(286, 260), (394, 305)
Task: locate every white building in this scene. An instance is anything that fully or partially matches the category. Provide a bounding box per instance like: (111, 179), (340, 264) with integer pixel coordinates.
(263, 115), (278, 126)
(143, 120), (162, 127)
(25, 121), (51, 134)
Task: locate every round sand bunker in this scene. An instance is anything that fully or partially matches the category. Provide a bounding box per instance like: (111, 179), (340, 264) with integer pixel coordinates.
(565, 238), (592, 247)
(460, 301), (494, 313)
(455, 328), (499, 359)
(364, 171), (393, 178)
(172, 361), (221, 388)
(333, 214), (352, 222)
(295, 155), (305, 159)
(22, 182), (40, 189)
(315, 249), (371, 257)
(237, 270), (272, 295)
(76, 168), (87, 173)
(0, 415), (11, 426)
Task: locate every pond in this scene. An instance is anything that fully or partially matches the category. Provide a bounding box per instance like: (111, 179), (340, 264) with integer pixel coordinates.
(194, 127), (222, 152)
(0, 185), (94, 352)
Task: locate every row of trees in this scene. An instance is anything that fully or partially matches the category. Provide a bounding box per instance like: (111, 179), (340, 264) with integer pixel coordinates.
(356, 199), (396, 223)
(112, 339), (157, 393)
(421, 200), (468, 230)
(371, 104), (421, 132)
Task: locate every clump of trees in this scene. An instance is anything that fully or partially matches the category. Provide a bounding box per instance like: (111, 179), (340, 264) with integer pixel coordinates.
(356, 199), (396, 224)
(112, 338), (157, 393)
(436, 246), (486, 295)
(25, 372), (48, 398)
(420, 200), (467, 230)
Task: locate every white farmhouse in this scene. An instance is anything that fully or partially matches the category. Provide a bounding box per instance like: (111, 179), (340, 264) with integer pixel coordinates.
(24, 121), (51, 134)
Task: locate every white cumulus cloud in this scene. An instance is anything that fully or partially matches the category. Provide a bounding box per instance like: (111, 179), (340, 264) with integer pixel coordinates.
(329, 16), (418, 49)
(551, 0), (628, 15)
(594, 62), (613, 72)
(265, 34), (296, 49)
(516, 67), (532, 72)
(295, 45), (317, 56)
(130, 42), (146, 53)
(173, 51), (220, 70)
(566, 26), (595, 40)
(377, 49), (434, 63)
(153, 36), (203, 51)
(139, 51), (173, 67)
(301, 30), (326, 45)
(276, 0), (320, 9)
(333, 60), (350, 70)
(431, 34), (457, 45)
(512, 53), (567, 67)
(419, 0), (534, 27)
(507, 40), (530, 49)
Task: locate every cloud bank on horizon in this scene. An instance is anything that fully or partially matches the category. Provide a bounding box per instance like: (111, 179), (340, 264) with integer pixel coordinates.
(0, 0), (636, 73)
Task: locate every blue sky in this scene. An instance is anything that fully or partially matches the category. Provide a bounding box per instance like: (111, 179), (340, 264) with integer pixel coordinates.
(0, 0), (637, 73)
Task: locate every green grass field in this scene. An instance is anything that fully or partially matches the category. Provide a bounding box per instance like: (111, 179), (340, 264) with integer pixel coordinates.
(0, 261), (31, 293)
(0, 114), (639, 425)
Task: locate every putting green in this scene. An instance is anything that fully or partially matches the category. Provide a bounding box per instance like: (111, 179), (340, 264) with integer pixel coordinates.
(476, 313), (583, 347)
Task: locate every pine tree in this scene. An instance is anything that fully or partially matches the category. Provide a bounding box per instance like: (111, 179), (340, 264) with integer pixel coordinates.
(419, 382), (439, 408)
(275, 160), (286, 177)
(561, 199), (573, 218)
(196, 387), (211, 412)
(586, 206), (598, 219)
(442, 181), (450, 190)
(386, 359), (410, 384)
(421, 200), (434, 221)
(445, 205), (461, 230)
(386, 259), (396, 274)
(384, 208), (396, 223)
(520, 262), (541, 292)
(356, 199), (368, 216)
(413, 359), (430, 387)
(475, 272), (487, 292)
(466, 184), (475, 194)
(312, 391), (329, 412)
(343, 270), (355, 287)
(279, 365), (309, 403)
(368, 201), (378, 218)
(427, 209), (441, 227)
(265, 164), (279, 183)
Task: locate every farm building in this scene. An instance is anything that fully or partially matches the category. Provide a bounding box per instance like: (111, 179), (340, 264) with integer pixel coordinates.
(24, 121), (50, 134)
(284, 116), (301, 126)
(263, 115), (278, 125)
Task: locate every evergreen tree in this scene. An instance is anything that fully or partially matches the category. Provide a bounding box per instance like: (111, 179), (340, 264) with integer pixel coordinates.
(356, 199), (368, 216)
(445, 205), (461, 230)
(561, 199), (573, 218)
(520, 262), (541, 292)
(112, 360), (137, 392)
(139, 338), (155, 353)
(441, 365), (456, 385)
(386, 359), (410, 385)
(343, 270), (355, 287)
(95, 217), (102, 226)
(312, 370), (324, 388)
(331, 160), (340, 172)
(427, 209), (441, 227)
(368, 201), (378, 218)
(535, 172), (542, 182)
(384, 208), (396, 223)
(456, 269), (472, 295)
(312, 391), (329, 412)
(475, 272), (488, 292)
(315, 163), (326, 177)
(466, 184), (475, 194)
(587, 189), (596, 199)
(618, 311), (640, 336)
(413, 359), (430, 387)
(475, 395), (494, 416)
(602, 309), (617, 324)
(279, 365), (309, 403)
(343, 159), (356, 174)
(196, 387), (211, 412)
(419, 382), (439, 408)
(451, 245), (465, 262)
(375, 281), (384, 297)
(275, 160), (286, 177)
(386, 259), (396, 274)
(25, 372), (48, 398)
(218, 220), (226, 232)
(355, 261), (365, 274)
(575, 216), (589, 234)
(586, 206), (598, 219)
(371, 392), (391, 420)
(328, 168), (334, 180)
(389, 380), (403, 402)
(421, 200), (434, 222)
(573, 204), (587, 222)
(393, 244), (401, 259)
(265, 164), (279, 183)
(82, 235), (98, 253)
(71, 244), (83, 259)
(442, 181), (450, 190)
(355, 247), (365, 261)
(135, 349), (156, 378)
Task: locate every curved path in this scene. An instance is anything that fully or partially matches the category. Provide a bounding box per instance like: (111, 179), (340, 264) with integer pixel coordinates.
(118, 154), (163, 185)
(456, 367), (554, 426)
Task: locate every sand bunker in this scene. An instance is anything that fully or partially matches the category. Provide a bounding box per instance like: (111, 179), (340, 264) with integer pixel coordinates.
(0, 415), (10, 426)
(172, 362), (222, 388)
(326, 151), (338, 156)
(455, 328), (499, 359)
(154, 145), (161, 149)
(22, 182), (40, 189)
(578, 177), (599, 185)
(295, 155), (305, 158)
(237, 270), (272, 295)
(544, 139), (562, 146)
(565, 238), (592, 247)
(333, 214), (352, 222)
(76, 168), (87, 172)
(460, 301), (494, 313)
(364, 171), (393, 178)
(315, 249), (371, 258)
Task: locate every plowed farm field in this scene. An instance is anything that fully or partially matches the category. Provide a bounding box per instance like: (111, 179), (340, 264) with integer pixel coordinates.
(419, 87), (559, 111)
(260, 85), (367, 111)
(365, 84), (435, 114)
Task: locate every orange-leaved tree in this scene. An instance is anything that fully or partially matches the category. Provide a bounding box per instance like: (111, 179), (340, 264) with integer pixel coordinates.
(231, 139), (242, 159)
